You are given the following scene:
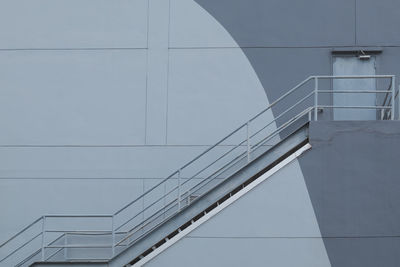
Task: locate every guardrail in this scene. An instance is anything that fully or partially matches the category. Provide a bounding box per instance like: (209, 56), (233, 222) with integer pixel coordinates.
(0, 75), (397, 267)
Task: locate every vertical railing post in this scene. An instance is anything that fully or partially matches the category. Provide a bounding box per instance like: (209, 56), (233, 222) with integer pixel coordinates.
(111, 215), (115, 258)
(178, 169), (181, 211)
(314, 77), (318, 121)
(246, 122), (251, 162)
(64, 233), (67, 260)
(142, 181), (145, 234)
(163, 182), (166, 218)
(41, 216), (45, 261)
(391, 76), (396, 120)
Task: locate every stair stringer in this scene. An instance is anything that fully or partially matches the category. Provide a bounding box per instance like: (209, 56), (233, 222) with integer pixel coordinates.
(132, 143), (312, 267)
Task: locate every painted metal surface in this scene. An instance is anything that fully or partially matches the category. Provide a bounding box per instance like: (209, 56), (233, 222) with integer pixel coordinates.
(333, 57), (377, 120)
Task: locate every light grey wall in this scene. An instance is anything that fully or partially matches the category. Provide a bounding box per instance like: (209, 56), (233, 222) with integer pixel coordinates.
(0, 0), (270, 245)
(0, 0), (148, 49)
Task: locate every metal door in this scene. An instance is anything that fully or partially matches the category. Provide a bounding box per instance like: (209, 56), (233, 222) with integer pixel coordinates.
(333, 56), (376, 120)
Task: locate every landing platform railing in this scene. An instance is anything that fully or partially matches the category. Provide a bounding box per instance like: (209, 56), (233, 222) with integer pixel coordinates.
(0, 75), (397, 266)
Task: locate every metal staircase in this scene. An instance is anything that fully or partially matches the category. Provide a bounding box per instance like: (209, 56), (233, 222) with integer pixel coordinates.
(0, 75), (397, 267)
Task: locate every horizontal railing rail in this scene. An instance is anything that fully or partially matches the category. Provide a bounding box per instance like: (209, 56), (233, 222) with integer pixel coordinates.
(1, 75), (396, 267)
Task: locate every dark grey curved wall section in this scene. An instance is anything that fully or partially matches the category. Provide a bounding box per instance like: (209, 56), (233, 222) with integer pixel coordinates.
(299, 121), (400, 267)
(193, 1), (400, 266)
(194, 0), (400, 115)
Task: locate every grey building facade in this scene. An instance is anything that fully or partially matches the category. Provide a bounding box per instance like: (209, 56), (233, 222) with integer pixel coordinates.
(1, 0), (400, 266)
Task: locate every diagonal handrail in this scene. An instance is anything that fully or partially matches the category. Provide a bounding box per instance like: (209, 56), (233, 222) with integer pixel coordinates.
(113, 76), (315, 218)
(1, 75), (396, 267)
(114, 107), (314, 247)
